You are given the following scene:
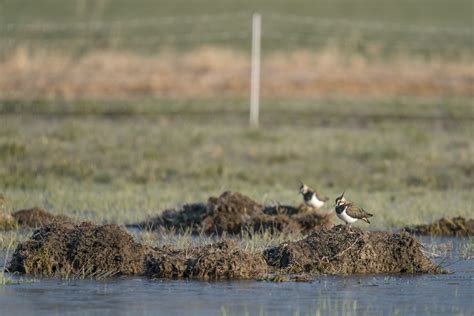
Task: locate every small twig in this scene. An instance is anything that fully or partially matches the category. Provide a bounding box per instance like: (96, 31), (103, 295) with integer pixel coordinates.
(421, 249), (442, 258)
(330, 237), (361, 260)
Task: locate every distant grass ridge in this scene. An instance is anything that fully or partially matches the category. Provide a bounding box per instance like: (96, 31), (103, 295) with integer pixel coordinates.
(0, 1), (472, 56)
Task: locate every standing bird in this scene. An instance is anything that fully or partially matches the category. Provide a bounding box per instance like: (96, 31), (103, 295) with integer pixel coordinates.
(335, 191), (373, 226)
(299, 181), (329, 209)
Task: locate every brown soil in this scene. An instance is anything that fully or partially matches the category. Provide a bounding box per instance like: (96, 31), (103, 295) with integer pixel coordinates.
(11, 207), (71, 228)
(132, 191), (333, 236)
(264, 225), (442, 275)
(7, 221), (149, 278)
(404, 217), (474, 237)
(8, 221), (442, 279)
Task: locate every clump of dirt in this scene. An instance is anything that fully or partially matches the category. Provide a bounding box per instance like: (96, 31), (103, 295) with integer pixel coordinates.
(7, 221), (149, 277)
(135, 203), (209, 232)
(404, 217), (474, 237)
(262, 205), (302, 216)
(144, 240), (268, 280)
(8, 222), (268, 280)
(185, 240), (268, 280)
(132, 191), (333, 236)
(11, 207), (71, 228)
(202, 191), (263, 235)
(292, 210), (334, 233)
(144, 246), (190, 279)
(264, 225), (442, 275)
(9, 221), (440, 279)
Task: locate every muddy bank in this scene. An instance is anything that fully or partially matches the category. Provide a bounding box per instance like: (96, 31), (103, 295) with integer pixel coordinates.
(132, 191), (333, 235)
(8, 221), (441, 279)
(404, 217), (474, 237)
(264, 225), (442, 275)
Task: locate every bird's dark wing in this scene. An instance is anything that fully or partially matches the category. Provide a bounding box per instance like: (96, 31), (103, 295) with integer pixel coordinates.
(315, 191), (329, 202)
(345, 205), (373, 219)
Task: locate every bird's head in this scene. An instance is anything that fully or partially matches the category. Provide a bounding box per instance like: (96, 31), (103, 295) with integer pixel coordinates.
(299, 181), (309, 195)
(335, 191), (346, 205)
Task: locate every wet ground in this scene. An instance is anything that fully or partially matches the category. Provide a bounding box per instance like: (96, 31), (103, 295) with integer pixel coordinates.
(1, 237), (472, 316)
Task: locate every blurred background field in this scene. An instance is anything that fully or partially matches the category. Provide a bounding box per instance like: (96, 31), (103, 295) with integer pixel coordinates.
(0, 0), (472, 231)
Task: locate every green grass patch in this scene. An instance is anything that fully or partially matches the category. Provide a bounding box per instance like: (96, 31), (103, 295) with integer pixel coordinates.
(0, 97), (472, 230)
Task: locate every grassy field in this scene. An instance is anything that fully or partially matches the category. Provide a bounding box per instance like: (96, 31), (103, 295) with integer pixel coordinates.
(2, 0), (471, 26)
(0, 97), (472, 232)
(0, 0), (472, 251)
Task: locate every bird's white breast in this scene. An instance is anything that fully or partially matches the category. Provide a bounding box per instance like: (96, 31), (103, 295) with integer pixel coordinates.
(307, 195), (325, 208)
(336, 209), (358, 224)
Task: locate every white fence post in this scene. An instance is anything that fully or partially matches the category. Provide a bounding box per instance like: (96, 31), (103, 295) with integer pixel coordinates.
(250, 13), (261, 128)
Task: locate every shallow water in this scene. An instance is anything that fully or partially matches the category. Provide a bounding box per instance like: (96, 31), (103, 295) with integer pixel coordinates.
(1, 237), (472, 316)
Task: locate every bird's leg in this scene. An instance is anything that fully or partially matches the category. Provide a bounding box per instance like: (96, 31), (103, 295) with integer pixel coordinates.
(346, 222), (355, 234)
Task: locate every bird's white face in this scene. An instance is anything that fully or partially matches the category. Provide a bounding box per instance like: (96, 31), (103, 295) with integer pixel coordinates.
(299, 184), (309, 195)
(335, 193), (346, 205)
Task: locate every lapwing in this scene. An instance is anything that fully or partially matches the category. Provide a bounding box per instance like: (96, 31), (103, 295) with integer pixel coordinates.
(299, 181), (329, 209)
(335, 191), (373, 226)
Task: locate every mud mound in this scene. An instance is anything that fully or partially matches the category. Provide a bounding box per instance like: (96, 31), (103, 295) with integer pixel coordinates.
(292, 211), (334, 234)
(186, 240), (268, 280)
(264, 225), (442, 275)
(144, 246), (190, 279)
(262, 205), (301, 216)
(202, 191), (263, 235)
(404, 217), (474, 237)
(251, 214), (302, 235)
(8, 221), (149, 277)
(136, 203), (208, 232)
(132, 191), (332, 236)
(11, 207), (71, 228)
(145, 240), (267, 280)
(8, 222), (268, 280)
(9, 222), (440, 279)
